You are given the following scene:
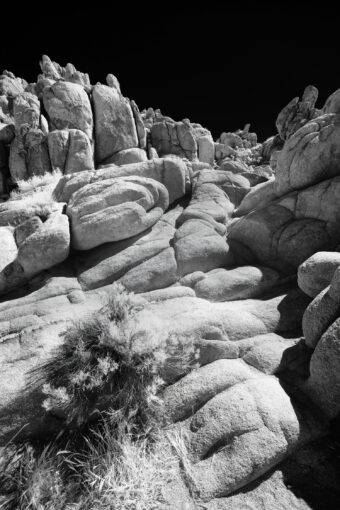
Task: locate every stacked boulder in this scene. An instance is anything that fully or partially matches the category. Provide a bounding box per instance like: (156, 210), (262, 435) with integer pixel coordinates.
(1, 56), (340, 508)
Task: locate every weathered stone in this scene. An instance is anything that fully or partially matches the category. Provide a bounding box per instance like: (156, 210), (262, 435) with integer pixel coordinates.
(106, 73), (121, 92)
(54, 158), (187, 205)
(14, 216), (43, 246)
(102, 148), (147, 166)
(175, 375), (320, 500)
(76, 208), (181, 290)
(235, 177), (277, 216)
(151, 120), (197, 160)
(307, 317), (340, 418)
(92, 84), (138, 162)
(192, 265), (281, 301)
(298, 251), (340, 297)
(302, 285), (340, 349)
(13, 92), (40, 131)
(322, 88), (340, 115)
(214, 142), (236, 161)
(229, 176), (340, 273)
(118, 247), (178, 293)
(130, 99), (147, 149)
(275, 114), (340, 196)
(43, 81), (93, 140)
(40, 55), (91, 91)
(174, 220), (234, 277)
(0, 72), (27, 98)
(276, 85), (318, 140)
(48, 129), (93, 174)
(219, 159), (249, 174)
(67, 176), (169, 250)
(197, 133), (214, 165)
(9, 128), (52, 182)
(17, 213), (70, 277)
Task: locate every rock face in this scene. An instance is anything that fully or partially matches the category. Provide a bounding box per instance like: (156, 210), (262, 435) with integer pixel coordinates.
(1, 55), (340, 510)
(48, 129), (94, 174)
(92, 84), (138, 163)
(276, 85), (319, 140)
(43, 81), (93, 140)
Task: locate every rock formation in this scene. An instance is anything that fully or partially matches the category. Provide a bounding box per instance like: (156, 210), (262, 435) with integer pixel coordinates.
(0, 55), (340, 508)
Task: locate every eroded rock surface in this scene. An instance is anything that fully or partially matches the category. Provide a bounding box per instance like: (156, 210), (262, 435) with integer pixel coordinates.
(0, 56), (339, 510)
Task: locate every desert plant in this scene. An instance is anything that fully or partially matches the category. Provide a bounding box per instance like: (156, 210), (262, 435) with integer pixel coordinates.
(0, 442), (75, 510)
(36, 283), (198, 431)
(0, 413), (189, 510)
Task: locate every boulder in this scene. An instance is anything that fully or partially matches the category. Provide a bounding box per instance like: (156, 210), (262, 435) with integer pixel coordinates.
(9, 128), (52, 182)
(275, 114), (340, 196)
(0, 71), (27, 98)
(118, 247), (178, 293)
(197, 134), (214, 165)
(17, 212), (70, 277)
(13, 92), (40, 130)
(172, 374), (320, 500)
(276, 85), (318, 141)
(67, 175), (169, 250)
(39, 55), (91, 91)
(151, 120), (197, 160)
(229, 176), (340, 273)
(307, 316), (340, 418)
(43, 81), (93, 140)
(179, 172), (234, 228)
(298, 251), (340, 297)
(76, 207), (182, 291)
(192, 265), (281, 301)
(130, 99), (147, 149)
(235, 177), (277, 216)
(322, 88), (340, 115)
(0, 213), (70, 295)
(101, 148), (147, 166)
(48, 129), (93, 174)
(302, 286), (340, 349)
(133, 287), (309, 342)
(174, 220), (234, 277)
(219, 159), (249, 174)
(54, 157), (187, 204)
(14, 216), (43, 246)
(92, 84), (138, 162)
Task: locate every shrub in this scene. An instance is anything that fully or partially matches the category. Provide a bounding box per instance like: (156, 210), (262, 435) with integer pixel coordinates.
(37, 283), (199, 431)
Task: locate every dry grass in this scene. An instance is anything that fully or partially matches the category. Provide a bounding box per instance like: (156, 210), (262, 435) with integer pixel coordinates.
(0, 171), (63, 225)
(0, 416), (187, 510)
(10, 171), (62, 198)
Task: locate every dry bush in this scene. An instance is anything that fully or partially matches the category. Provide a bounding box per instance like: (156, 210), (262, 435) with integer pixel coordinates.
(37, 283), (199, 431)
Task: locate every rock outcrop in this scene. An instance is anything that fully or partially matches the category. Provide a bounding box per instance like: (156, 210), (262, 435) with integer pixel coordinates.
(0, 56), (340, 509)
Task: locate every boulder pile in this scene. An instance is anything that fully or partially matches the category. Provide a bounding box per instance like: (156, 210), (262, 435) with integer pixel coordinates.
(1, 55), (340, 508)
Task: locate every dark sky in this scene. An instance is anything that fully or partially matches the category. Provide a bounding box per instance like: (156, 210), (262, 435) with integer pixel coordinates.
(1, 3), (339, 141)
